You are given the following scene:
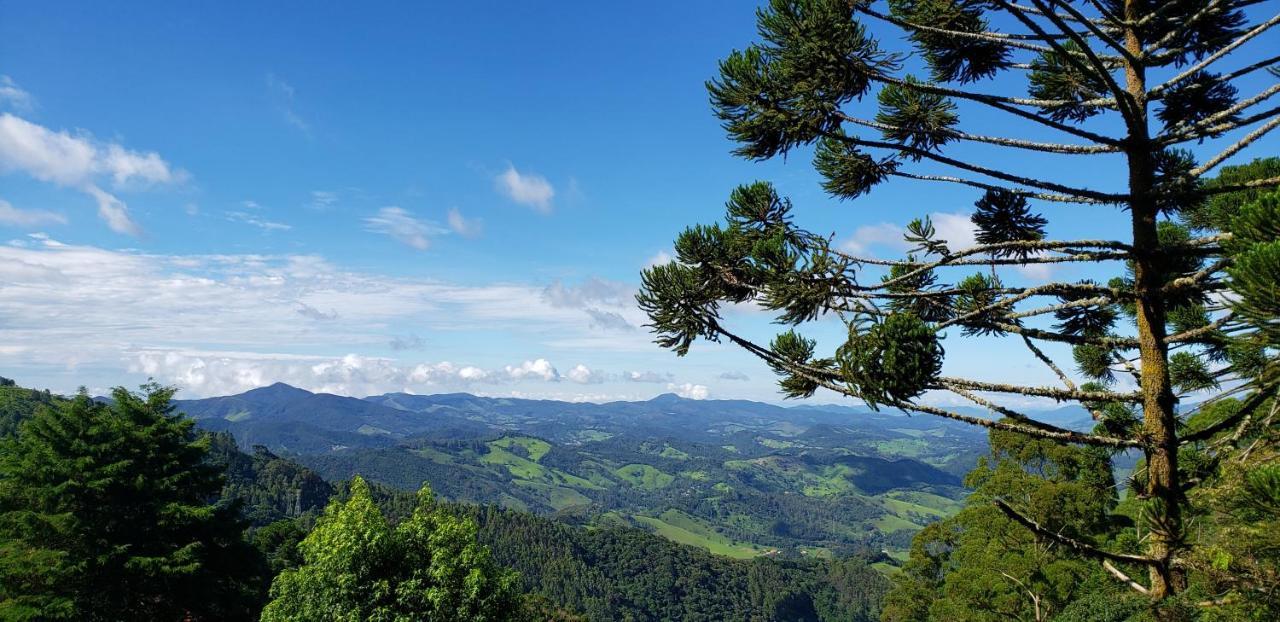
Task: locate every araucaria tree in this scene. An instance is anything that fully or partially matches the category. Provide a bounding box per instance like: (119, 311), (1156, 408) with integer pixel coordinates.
(639, 0), (1280, 615)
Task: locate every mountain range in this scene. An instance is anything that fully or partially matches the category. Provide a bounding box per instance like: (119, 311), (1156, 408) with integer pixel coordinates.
(174, 383), (1091, 557)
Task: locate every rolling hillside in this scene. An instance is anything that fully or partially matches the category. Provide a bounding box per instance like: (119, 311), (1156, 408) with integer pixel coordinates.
(171, 384), (1004, 557)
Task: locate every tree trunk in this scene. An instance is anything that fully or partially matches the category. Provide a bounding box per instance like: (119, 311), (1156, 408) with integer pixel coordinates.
(1122, 0), (1183, 611)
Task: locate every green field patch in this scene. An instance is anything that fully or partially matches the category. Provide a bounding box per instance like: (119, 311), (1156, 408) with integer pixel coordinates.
(872, 514), (921, 534)
(721, 445), (739, 453)
(634, 510), (764, 559)
(757, 437), (799, 449)
(356, 424), (391, 436)
(870, 438), (929, 458)
(713, 482), (734, 494)
(223, 410), (253, 422)
(659, 444), (690, 460)
(481, 445), (548, 480)
(614, 464), (674, 489)
(680, 470), (710, 481)
(490, 436), (552, 462)
(880, 490), (962, 519)
(512, 480), (591, 511)
(573, 429), (614, 443)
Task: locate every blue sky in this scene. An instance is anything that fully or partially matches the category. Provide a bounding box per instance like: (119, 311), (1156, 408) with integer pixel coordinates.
(2, 2), (1276, 402)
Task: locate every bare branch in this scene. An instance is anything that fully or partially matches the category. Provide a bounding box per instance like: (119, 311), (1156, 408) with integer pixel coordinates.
(947, 385), (1086, 436)
(837, 113), (1120, 154)
(856, 4), (1120, 54)
(991, 323), (1140, 349)
(888, 171), (1112, 204)
(1163, 104), (1280, 146)
(1043, 0), (1135, 62)
(1103, 560), (1151, 595)
(997, 0), (1139, 129)
(1153, 10), (1280, 95)
(994, 499), (1161, 565)
(709, 322), (1144, 448)
(1191, 116), (1280, 176)
(870, 74), (1123, 146)
(936, 377), (1142, 403)
(1022, 335), (1078, 391)
(1160, 84), (1280, 144)
(827, 133), (1130, 202)
(1195, 174), (1280, 197)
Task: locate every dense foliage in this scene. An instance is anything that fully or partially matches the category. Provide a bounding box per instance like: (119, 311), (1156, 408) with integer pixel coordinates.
(0, 380), (898, 620)
(0, 386), (262, 621)
(260, 477), (523, 622)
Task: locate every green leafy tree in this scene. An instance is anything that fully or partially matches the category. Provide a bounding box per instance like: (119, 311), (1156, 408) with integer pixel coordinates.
(0, 385), (261, 621)
(260, 476), (522, 622)
(638, 0), (1279, 616)
(882, 427), (1128, 621)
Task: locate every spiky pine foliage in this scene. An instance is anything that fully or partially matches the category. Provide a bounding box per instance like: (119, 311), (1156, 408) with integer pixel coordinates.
(1028, 41), (1110, 122)
(903, 216), (950, 257)
(1152, 149), (1202, 216)
(708, 0), (897, 160)
(1226, 191), (1280, 347)
(1113, 0), (1248, 67)
(1158, 72), (1239, 135)
(952, 272), (1008, 337)
(1073, 345), (1116, 384)
(887, 0), (1009, 83)
(876, 76), (958, 155)
(970, 189), (1047, 258)
(814, 134), (899, 199)
(835, 313), (943, 410)
(883, 257), (952, 323)
(1054, 282), (1118, 338)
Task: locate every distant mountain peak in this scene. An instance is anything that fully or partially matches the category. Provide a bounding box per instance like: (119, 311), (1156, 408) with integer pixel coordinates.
(647, 393), (684, 403)
(243, 382), (312, 398)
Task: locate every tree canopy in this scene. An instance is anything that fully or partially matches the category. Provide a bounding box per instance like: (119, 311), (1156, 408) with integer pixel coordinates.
(639, 0), (1280, 616)
(260, 476), (523, 622)
(0, 385), (261, 621)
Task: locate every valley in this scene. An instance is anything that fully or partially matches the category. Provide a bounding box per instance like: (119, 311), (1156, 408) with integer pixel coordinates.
(174, 383), (1059, 557)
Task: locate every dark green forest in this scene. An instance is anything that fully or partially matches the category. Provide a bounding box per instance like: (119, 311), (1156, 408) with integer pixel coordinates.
(0, 379), (891, 621)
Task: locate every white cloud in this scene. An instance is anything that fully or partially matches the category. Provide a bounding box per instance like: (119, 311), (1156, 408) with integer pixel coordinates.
(505, 359), (559, 381)
(543, 277), (640, 331)
(446, 207), (483, 238)
(227, 210), (291, 231)
(364, 206), (443, 250)
(495, 165), (554, 213)
(266, 74), (309, 133)
(839, 222), (909, 256)
(0, 113), (183, 234)
(0, 76), (34, 112)
(0, 237), (665, 394)
(129, 349), (583, 398)
(566, 364), (605, 384)
(719, 370), (750, 381)
(931, 212), (979, 252)
(668, 382), (710, 400)
(388, 334), (427, 351)
(543, 277), (633, 309)
(645, 250), (673, 268)
(0, 198), (65, 227)
(309, 190), (338, 210)
(626, 370), (673, 383)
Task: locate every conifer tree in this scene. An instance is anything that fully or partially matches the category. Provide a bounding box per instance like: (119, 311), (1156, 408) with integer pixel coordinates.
(638, 0), (1280, 614)
(0, 385), (261, 621)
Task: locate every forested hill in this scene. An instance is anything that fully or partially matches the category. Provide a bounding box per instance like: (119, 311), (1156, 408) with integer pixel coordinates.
(1, 378), (890, 621)
(168, 383), (1018, 557)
